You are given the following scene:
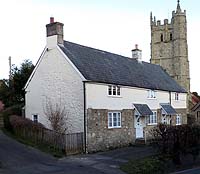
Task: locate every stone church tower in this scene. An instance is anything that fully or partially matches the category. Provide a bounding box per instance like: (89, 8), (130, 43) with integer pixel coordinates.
(150, 0), (190, 93)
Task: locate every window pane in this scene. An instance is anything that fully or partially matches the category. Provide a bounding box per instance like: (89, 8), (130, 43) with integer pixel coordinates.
(108, 86), (112, 95)
(117, 87), (120, 96)
(108, 113), (112, 127)
(113, 113), (117, 126)
(117, 113), (121, 126)
(113, 86), (116, 95)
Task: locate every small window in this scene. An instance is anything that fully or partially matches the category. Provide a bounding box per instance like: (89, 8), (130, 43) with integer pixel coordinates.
(148, 111), (157, 125)
(148, 90), (156, 99)
(160, 34), (163, 42)
(176, 114), (181, 125)
(175, 93), (179, 101)
(32, 114), (38, 123)
(108, 85), (120, 96)
(170, 33), (173, 40)
(108, 112), (121, 128)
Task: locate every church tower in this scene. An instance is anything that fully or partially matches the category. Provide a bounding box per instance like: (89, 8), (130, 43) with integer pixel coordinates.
(150, 0), (190, 93)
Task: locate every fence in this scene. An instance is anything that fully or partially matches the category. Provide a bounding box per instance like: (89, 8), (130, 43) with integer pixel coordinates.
(14, 126), (84, 155)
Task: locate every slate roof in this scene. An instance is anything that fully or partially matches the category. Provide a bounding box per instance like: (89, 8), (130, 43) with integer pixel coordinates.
(191, 102), (200, 112)
(59, 41), (186, 93)
(133, 104), (153, 116)
(160, 103), (177, 115)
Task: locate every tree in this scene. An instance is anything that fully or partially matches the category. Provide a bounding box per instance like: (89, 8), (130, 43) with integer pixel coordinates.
(43, 99), (71, 134)
(0, 59), (34, 107)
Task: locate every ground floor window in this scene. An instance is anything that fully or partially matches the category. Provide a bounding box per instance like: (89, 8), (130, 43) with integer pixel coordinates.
(32, 114), (38, 123)
(176, 114), (181, 125)
(108, 112), (121, 128)
(148, 111), (157, 125)
(162, 114), (172, 125)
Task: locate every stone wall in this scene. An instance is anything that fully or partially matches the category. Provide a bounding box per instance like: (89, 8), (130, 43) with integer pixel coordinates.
(87, 109), (135, 152)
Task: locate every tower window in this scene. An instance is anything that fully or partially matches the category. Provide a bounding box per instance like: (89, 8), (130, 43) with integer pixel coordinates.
(160, 34), (163, 42)
(170, 33), (173, 40)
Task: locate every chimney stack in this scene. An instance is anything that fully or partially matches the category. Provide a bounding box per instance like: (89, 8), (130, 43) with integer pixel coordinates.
(50, 17), (54, 23)
(46, 17), (64, 48)
(131, 44), (142, 61)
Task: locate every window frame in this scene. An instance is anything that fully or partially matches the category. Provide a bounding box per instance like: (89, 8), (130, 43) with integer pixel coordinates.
(148, 90), (156, 99)
(148, 111), (157, 125)
(108, 85), (121, 97)
(108, 112), (121, 128)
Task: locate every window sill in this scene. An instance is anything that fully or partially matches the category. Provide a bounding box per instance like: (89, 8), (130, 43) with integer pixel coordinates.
(147, 97), (156, 100)
(147, 123), (157, 126)
(108, 95), (122, 98)
(108, 126), (121, 129)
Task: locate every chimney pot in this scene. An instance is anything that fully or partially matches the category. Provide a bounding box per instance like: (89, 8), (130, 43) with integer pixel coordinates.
(50, 17), (54, 24)
(135, 44), (138, 49)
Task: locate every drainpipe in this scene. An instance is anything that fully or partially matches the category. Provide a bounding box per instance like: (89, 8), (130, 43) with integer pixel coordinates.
(83, 82), (87, 153)
(169, 91), (172, 104)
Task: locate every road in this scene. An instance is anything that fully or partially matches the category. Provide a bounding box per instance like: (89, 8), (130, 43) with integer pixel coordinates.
(172, 167), (200, 174)
(0, 130), (155, 174)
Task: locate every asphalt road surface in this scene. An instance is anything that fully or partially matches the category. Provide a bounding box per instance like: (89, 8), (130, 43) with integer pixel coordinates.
(0, 130), (156, 174)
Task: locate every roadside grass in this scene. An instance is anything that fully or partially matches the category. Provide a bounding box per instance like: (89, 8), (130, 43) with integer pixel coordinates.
(120, 155), (171, 174)
(2, 128), (65, 158)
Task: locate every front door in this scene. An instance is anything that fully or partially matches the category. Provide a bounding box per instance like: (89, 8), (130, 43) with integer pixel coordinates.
(135, 116), (143, 138)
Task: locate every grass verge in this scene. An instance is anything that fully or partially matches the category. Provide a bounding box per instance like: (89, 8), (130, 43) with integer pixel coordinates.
(120, 155), (170, 174)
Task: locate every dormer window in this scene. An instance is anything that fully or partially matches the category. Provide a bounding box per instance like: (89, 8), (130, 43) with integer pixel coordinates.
(175, 93), (179, 100)
(108, 85), (120, 96)
(148, 90), (156, 99)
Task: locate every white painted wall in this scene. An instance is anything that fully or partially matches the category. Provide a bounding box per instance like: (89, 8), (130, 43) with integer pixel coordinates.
(85, 83), (187, 110)
(25, 46), (84, 133)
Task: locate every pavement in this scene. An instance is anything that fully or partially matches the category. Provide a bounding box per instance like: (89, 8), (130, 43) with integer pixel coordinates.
(0, 130), (156, 174)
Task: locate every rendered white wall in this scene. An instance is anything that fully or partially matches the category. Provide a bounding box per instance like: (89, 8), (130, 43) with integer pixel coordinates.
(25, 47), (84, 133)
(85, 83), (187, 110)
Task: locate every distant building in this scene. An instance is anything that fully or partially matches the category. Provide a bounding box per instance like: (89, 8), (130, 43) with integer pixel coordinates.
(150, 1), (190, 94)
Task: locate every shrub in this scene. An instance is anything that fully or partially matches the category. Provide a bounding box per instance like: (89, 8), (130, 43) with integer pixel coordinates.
(2, 104), (23, 131)
(151, 124), (200, 165)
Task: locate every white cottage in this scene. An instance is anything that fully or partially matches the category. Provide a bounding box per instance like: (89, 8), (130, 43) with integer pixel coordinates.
(25, 18), (187, 152)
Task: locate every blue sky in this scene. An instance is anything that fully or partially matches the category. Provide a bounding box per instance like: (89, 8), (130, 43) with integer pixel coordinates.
(0, 0), (199, 93)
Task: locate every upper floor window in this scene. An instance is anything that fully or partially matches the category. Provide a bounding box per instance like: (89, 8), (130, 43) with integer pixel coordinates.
(108, 85), (120, 96)
(160, 34), (163, 42)
(176, 114), (181, 125)
(175, 93), (179, 101)
(148, 111), (157, 125)
(108, 112), (121, 128)
(32, 114), (38, 123)
(148, 90), (156, 99)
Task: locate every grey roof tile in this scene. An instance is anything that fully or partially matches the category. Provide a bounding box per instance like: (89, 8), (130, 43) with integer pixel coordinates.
(59, 41), (186, 93)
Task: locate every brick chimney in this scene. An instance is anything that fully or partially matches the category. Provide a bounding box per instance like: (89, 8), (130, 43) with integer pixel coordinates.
(46, 17), (64, 48)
